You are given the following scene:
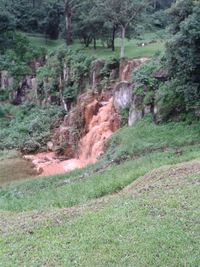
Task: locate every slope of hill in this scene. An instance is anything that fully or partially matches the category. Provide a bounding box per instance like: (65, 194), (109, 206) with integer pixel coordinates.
(0, 156), (200, 266)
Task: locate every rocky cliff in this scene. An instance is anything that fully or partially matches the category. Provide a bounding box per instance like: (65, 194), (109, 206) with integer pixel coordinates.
(24, 58), (149, 176)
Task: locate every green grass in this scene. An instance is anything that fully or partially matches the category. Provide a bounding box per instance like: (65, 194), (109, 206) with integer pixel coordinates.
(1, 117), (200, 266)
(105, 116), (200, 161)
(0, 166), (199, 266)
(26, 33), (64, 53)
(25, 31), (165, 59)
(1, 117), (200, 212)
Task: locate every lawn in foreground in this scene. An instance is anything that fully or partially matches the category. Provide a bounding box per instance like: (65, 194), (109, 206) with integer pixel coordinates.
(0, 166), (199, 266)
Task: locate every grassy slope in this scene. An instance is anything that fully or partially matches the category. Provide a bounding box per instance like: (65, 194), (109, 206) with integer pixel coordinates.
(1, 117), (200, 212)
(0, 160), (200, 266)
(26, 32), (165, 58)
(1, 31), (199, 265)
(1, 117), (200, 265)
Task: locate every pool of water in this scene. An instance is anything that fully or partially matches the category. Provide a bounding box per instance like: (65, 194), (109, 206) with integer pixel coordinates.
(0, 151), (37, 185)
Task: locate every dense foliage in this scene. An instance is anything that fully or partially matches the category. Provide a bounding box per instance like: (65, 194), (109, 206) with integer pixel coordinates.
(132, 0), (200, 121)
(166, 0), (200, 110)
(0, 104), (63, 152)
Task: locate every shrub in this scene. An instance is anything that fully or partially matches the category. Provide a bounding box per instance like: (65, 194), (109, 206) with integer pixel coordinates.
(166, 1), (200, 109)
(0, 105), (63, 152)
(155, 80), (184, 121)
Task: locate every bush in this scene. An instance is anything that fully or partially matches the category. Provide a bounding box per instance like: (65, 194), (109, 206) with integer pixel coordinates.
(0, 105), (63, 152)
(132, 58), (162, 110)
(21, 140), (41, 154)
(100, 57), (119, 78)
(166, 1), (200, 109)
(155, 80), (184, 121)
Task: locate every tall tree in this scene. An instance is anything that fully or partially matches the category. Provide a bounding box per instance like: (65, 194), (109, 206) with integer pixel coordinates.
(63, 0), (81, 45)
(96, 0), (150, 58)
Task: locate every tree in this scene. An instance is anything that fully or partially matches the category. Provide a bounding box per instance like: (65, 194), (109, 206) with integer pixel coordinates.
(63, 0), (81, 45)
(43, 3), (62, 40)
(73, 0), (106, 49)
(166, 0), (200, 109)
(168, 0), (194, 34)
(96, 0), (150, 58)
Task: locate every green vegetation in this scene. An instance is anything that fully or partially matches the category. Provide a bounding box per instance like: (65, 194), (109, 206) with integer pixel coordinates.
(0, 104), (63, 152)
(0, 146), (200, 266)
(0, 1), (200, 266)
(26, 33), (165, 59)
(1, 116), (200, 212)
(166, 0), (200, 110)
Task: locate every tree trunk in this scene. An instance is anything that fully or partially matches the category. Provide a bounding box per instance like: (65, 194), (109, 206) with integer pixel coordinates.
(111, 25), (117, 52)
(93, 38), (96, 50)
(64, 0), (73, 45)
(120, 26), (126, 58)
(84, 36), (92, 47)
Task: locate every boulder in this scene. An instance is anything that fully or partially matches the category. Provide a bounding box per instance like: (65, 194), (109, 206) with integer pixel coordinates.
(90, 59), (105, 90)
(128, 99), (143, 126)
(1, 71), (9, 89)
(47, 141), (54, 151)
(113, 81), (133, 111)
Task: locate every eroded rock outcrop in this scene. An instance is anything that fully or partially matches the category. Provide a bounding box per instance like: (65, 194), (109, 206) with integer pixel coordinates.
(113, 81), (132, 111)
(91, 59), (105, 91)
(114, 58), (149, 126)
(24, 58), (150, 176)
(128, 96), (143, 126)
(28, 89), (119, 176)
(120, 58), (148, 82)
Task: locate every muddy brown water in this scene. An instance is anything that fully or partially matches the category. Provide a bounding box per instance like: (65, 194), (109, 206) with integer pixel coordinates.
(0, 155), (37, 185)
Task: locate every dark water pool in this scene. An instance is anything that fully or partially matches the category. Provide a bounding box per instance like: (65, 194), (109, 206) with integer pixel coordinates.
(0, 153), (37, 185)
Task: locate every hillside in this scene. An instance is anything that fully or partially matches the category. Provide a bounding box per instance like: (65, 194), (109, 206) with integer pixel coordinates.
(1, 116), (200, 265)
(1, 0), (200, 266)
(1, 138), (200, 265)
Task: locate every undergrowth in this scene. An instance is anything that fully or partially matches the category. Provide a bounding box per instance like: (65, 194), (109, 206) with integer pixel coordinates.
(0, 104), (64, 152)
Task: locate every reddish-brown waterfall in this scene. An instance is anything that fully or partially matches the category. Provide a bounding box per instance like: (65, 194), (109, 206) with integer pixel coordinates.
(25, 97), (119, 176)
(78, 98), (118, 164)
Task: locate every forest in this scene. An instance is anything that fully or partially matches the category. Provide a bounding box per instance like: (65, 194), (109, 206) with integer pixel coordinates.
(0, 0), (200, 266)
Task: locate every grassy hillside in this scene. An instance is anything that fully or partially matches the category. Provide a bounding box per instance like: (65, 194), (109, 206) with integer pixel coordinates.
(26, 32), (165, 58)
(1, 116), (200, 211)
(0, 161), (200, 266)
(1, 116), (200, 266)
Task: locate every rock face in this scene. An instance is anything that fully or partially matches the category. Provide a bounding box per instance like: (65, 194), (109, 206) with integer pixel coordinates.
(128, 96), (143, 126)
(0, 71), (13, 89)
(120, 58), (148, 82)
(113, 82), (133, 111)
(112, 58), (149, 126)
(27, 90), (120, 176)
(113, 81), (144, 126)
(90, 59), (105, 91)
